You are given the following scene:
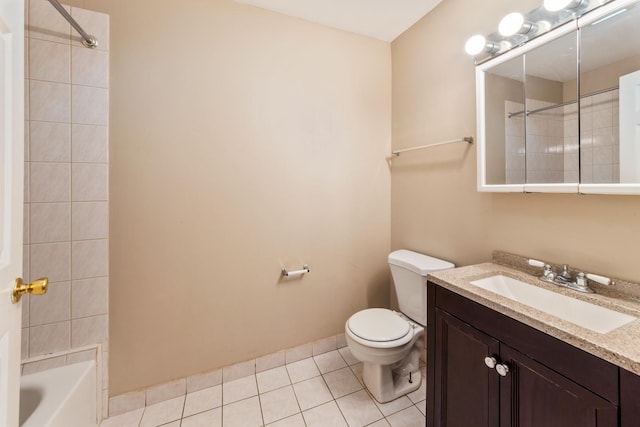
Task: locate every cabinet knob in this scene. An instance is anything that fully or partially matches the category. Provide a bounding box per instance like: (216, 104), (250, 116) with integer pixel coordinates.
(484, 356), (497, 369)
(496, 363), (510, 377)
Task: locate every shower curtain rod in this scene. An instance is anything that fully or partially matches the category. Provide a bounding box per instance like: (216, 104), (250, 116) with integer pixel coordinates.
(46, 0), (99, 48)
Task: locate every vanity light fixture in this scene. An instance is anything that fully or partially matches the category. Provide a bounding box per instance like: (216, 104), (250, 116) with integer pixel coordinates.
(543, 0), (585, 11)
(498, 12), (538, 36)
(464, 0), (612, 59)
(464, 35), (500, 55)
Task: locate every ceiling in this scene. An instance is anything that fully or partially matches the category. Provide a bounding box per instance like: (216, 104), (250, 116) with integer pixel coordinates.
(233, 0), (443, 42)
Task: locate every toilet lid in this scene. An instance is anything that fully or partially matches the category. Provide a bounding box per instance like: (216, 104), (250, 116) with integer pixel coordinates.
(347, 309), (411, 342)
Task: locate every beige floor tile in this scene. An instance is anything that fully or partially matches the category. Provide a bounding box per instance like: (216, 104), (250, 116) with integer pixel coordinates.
(338, 347), (359, 366)
(386, 405), (425, 427)
(256, 366), (291, 394)
(222, 375), (258, 405)
(265, 413), (305, 427)
(302, 401), (347, 427)
(292, 376), (333, 411)
(372, 394), (413, 416)
(286, 358), (320, 383)
(184, 384), (222, 417)
(222, 396), (263, 427)
(181, 407), (222, 427)
(139, 396), (185, 427)
(368, 419), (391, 427)
(323, 367), (363, 399)
(259, 385), (300, 425)
(99, 408), (143, 427)
(313, 350), (347, 374)
(336, 389), (384, 427)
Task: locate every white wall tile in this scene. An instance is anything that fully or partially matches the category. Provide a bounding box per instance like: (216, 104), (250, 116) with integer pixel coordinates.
(285, 344), (312, 364)
(72, 85), (108, 125)
(72, 276), (108, 318)
(72, 163), (108, 201)
(24, 121), (30, 161)
(29, 38), (70, 83)
(72, 124), (108, 163)
(29, 281), (70, 326)
(30, 162), (70, 202)
(30, 80), (70, 122)
(72, 201), (108, 240)
(71, 314), (108, 347)
(30, 242), (71, 282)
(146, 378), (187, 405)
(29, 321), (70, 356)
(23, 204), (30, 245)
(72, 46), (109, 88)
(24, 163), (30, 203)
(21, 291), (30, 327)
(21, 328), (29, 360)
(30, 202), (70, 243)
(109, 391), (146, 417)
(187, 369), (223, 393)
(70, 7), (110, 51)
(223, 360), (255, 383)
(256, 351), (285, 373)
(28, 0), (71, 44)
(22, 356), (67, 375)
(72, 239), (108, 279)
(30, 121), (70, 162)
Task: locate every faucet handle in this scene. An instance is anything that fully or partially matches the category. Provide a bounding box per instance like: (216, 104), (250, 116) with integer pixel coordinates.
(528, 259), (545, 268)
(586, 273), (613, 286)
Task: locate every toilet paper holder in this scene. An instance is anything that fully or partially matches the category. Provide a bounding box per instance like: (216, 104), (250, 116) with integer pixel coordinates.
(281, 265), (310, 277)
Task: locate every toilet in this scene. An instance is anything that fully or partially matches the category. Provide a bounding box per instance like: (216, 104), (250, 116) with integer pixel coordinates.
(345, 249), (454, 403)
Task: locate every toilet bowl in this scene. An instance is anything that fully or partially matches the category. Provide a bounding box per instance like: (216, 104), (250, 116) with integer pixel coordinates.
(344, 250), (454, 403)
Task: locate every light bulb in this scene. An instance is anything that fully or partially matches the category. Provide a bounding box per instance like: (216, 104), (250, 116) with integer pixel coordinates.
(499, 13), (525, 36)
(465, 35), (487, 55)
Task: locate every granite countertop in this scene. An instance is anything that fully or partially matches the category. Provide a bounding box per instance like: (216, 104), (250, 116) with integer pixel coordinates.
(428, 262), (640, 375)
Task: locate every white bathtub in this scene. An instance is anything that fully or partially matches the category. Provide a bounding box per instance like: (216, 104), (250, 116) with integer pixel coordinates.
(19, 361), (97, 427)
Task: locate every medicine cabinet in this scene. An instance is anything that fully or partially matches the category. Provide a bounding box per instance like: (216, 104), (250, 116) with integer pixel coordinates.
(476, 0), (640, 194)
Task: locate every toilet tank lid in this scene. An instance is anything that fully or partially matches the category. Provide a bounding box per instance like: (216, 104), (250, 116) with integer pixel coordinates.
(388, 249), (455, 276)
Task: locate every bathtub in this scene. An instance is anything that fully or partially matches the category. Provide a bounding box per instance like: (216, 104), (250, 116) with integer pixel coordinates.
(19, 361), (97, 427)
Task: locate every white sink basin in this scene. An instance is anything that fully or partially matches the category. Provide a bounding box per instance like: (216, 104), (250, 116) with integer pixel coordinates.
(469, 275), (636, 334)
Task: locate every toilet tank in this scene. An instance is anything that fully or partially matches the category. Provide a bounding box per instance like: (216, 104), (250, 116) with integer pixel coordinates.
(388, 250), (454, 326)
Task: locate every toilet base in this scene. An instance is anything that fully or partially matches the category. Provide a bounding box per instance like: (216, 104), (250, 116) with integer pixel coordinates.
(362, 362), (422, 403)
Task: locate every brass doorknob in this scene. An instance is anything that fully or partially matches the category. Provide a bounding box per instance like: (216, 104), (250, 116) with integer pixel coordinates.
(12, 277), (48, 304)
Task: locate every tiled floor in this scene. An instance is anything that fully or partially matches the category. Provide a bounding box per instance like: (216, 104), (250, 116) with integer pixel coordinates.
(100, 346), (426, 427)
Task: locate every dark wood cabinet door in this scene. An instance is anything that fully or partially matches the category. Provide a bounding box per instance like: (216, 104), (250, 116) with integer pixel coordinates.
(433, 308), (500, 427)
(499, 344), (618, 427)
(620, 368), (640, 427)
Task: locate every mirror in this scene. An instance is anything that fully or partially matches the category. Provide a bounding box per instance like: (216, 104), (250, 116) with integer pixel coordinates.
(476, 0), (640, 194)
(579, 1), (640, 187)
(524, 31), (578, 185)
(483, 55), (525, 186)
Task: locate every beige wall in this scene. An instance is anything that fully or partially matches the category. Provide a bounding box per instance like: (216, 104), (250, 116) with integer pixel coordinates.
(63, 0), (391, 395)
(391, 0), (640, 282)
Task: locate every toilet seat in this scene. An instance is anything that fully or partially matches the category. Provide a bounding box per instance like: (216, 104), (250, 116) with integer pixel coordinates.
(347, 309), (413, 348)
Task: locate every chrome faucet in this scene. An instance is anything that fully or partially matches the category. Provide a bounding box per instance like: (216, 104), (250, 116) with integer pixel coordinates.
(528, 260), (595, 293)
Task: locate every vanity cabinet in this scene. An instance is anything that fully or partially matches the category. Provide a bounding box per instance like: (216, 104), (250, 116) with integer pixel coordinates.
(427, 282), (621, 427)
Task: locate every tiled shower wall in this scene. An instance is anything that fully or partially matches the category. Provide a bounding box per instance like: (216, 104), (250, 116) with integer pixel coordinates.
(505, 94), (619, 184)
(505, 99), (565, 184)
(579, 89), (620, 183)
(23, 0), (110, 415)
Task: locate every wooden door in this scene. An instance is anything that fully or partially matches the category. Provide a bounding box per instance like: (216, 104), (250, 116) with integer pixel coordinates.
(432, 309), (500, 427)
(499, 344), (618, 427)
